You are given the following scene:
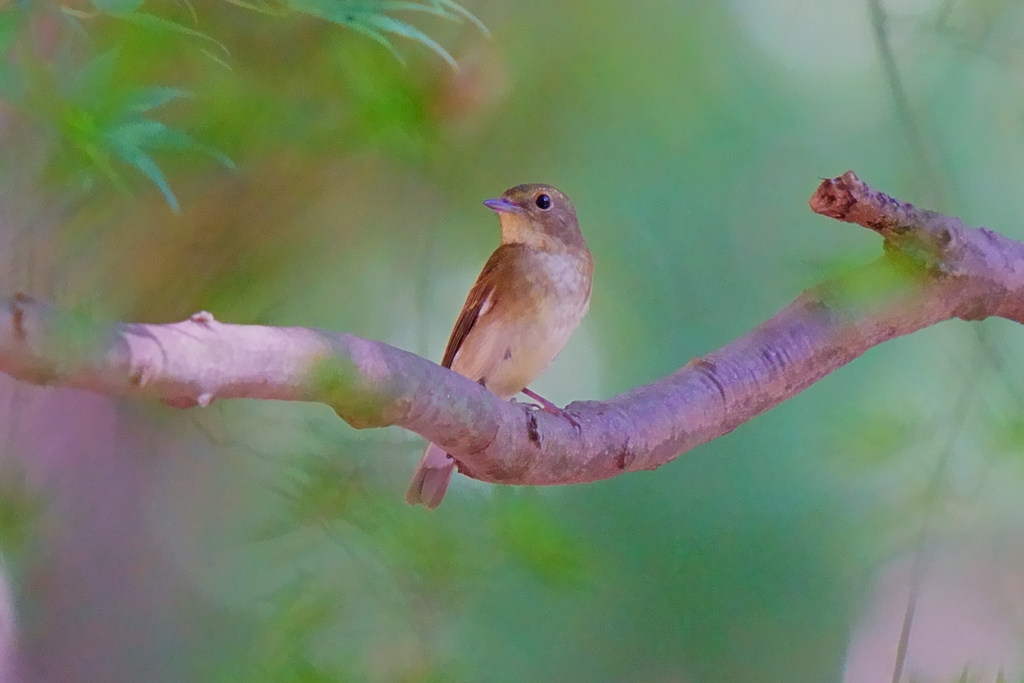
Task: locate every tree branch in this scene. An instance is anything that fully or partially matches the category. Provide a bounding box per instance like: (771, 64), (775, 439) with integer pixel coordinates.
(2, 172), (1022, 486)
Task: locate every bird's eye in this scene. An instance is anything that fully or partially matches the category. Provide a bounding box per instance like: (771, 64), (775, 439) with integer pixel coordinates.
(535, 193), (552, 210)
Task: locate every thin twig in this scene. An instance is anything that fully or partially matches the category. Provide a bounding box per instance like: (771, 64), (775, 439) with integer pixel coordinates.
(866, 0), (944, 206)
(891, 383), (976, 683)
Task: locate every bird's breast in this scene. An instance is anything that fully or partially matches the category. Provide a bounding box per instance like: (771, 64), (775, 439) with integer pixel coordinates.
(526, 249), (592, 330)
(454, 247), (592, 399)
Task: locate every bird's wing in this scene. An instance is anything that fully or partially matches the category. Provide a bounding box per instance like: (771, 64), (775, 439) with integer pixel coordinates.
(439, 245), (512, 370)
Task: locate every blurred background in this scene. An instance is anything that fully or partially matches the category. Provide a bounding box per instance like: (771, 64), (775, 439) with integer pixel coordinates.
(0, 0), (1023, 681)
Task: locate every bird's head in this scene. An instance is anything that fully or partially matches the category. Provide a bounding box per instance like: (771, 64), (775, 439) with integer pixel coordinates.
(484, 184), (586, 250)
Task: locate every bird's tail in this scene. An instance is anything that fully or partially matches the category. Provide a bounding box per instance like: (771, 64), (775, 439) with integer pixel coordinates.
(405, 443), (456, 509)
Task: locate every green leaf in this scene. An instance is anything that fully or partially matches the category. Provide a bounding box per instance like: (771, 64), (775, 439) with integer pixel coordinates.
(116, 12), (230, 55)
(104, 116), (196, 151)
(107, 118), (179, 147)
(109, 118), (234, 166)
(288, 0), (483, 68)
(340, 1), (459, 19)
(360, 13), (457, 68)
(430, 0), (488, 34)
(341, 20), (407, 64)
(46, 30), (232, 212)
(123, 86), (192, 113)
(78, 139), (129, 195)
(102, 117), (233, 210)
(198, 47), (233, 70)
(114, 145), (180, 212)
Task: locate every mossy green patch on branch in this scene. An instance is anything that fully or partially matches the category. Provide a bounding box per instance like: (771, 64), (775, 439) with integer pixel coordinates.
(815, 252), (928, 320)
(42, 305), (120, 377)
(306, 353), (397, 430)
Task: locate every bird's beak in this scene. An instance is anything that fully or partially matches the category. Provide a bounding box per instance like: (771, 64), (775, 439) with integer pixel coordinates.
(483, 197), (522, 214)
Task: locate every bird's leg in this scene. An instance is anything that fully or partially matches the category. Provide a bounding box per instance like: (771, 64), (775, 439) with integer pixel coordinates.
(520, 387), (559, 412)
(519, 388), (582, 433)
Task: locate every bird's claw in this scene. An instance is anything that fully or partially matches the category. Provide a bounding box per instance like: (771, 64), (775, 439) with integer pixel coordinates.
(562, 410), (583, 434)
(515, 397), (582, 434)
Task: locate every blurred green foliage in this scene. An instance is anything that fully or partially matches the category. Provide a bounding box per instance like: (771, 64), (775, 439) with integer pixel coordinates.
(0, 0), (479, 211)
(2, 1), (1024, 682)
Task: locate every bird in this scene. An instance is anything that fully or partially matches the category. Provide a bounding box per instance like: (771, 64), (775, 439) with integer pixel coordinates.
(405, 183), (593, 509)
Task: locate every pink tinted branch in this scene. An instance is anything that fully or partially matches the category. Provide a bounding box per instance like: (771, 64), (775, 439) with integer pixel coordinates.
(1, 172), (1022, 485)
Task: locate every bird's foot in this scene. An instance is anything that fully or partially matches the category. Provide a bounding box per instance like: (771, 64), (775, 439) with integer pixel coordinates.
(519, 388), (582, 434)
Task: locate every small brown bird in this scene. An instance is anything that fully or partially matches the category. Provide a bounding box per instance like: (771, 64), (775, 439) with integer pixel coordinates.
(405, 183), (593, 509)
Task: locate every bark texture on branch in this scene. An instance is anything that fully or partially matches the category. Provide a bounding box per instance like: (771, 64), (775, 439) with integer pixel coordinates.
(1, 172), (1021, 486)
